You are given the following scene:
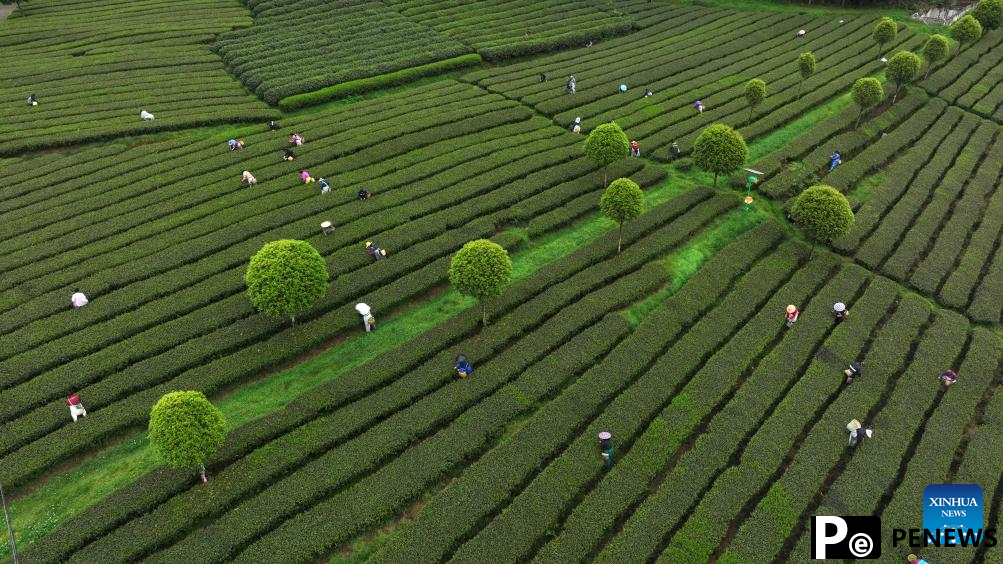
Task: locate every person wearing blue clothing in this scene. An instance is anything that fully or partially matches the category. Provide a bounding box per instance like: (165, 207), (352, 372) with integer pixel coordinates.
(830, 151), (842, 172)
(455, 354), (473, 379)
(318, 177), (330, 194)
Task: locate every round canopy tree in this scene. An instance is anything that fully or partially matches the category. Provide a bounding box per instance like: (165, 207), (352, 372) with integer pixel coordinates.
(448, 239), (512, 326)
(921, 34), (950, 78)
(972, 0), (1003, 30)
(600, 178), (644, 253)
(851, 77), (884, 128)
(245, 239), (328, 324)
(873, 17), (897, 52)
(583, 122), (630, 188)
(692, 124), (748, 188)
(951, 15), (983, 52)
(791, 185), (855, 256)
(744, 78), (767, 120)
(797, 52), (816, 98)
(886, 51), (921, 103)
(148, 391), (226, 483)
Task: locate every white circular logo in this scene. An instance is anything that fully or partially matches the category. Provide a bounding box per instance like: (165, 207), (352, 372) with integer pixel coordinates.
(849, 533), (873, 557)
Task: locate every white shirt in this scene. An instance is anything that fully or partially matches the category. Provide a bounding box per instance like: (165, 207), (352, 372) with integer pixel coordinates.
(71, 292), (89, 307)
(140, 111), (154, 120)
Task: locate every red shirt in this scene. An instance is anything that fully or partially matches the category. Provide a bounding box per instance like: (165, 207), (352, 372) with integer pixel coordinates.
(786, 309), (799, 321)
(66, 394), (81, 406)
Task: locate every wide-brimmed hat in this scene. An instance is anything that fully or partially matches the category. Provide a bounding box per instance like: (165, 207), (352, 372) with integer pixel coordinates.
(834, 302), (846, 312)
(786, 305), (797, 314)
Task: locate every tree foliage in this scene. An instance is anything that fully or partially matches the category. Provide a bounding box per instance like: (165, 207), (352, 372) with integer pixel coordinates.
(872, 17), (897, 51)
(448, 239), (512, 325)
(921, 34), (950, 78)
(797, 52), (816, 98)
(886, 50), (921, 102)
(744, 78), (767, 119)
(148, 391), (226, 481)
(792, 185), (855, 254)
(851, 77), (884, 128)
(245, 239), (328, 323)
(692, 124), (748, 188)
(583, 122), (629, 187)
(951, 15), (983, 51)
(600, 178), (644, 253)
(972, 0), (1003, 30)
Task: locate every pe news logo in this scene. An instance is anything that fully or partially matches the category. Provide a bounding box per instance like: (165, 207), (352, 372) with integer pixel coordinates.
(923, 484), (982, 545)
(812, 516), (881, 559)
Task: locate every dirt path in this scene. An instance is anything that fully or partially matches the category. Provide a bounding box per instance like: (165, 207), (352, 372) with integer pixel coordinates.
(0, 4), (17, 20)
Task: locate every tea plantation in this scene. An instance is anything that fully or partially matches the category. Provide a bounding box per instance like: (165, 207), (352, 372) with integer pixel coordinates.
(2, 0), (1003, 563)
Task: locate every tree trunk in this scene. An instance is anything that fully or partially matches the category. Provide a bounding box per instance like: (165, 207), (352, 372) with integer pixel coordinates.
(749, 107), (754, 121)
(892, 85), (900, 103)
(617, 221), (623, 254)
(809, 238), (816, 259)
(199, 463), (208, 483)
(603, 167), (608, 188)
(481, 300), (488, 326)
(713, 172), (718, 188)
(797, 79), (803, 99)
(924, 64), (932, 80)
(290, 314), (295, 325)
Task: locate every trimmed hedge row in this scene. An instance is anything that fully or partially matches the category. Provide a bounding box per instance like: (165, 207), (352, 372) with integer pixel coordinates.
(876, 328), (1002, 562)
(939, 140), (1003, 310)
(969, 241), (1003, 323)
(278, 54), (483, 110)
(213, 0), (472, 104)
(722, 293), (934, 562)
(823, 99), (958, 196)
(375, 229), (803, 563)
(760, 93), (934, 199)
(853, 108), (976, 270)
(832, 104), (962, 253)
(386, 0), (637, 61)
(521, 165), (666, 237)
(880, 120), (995, 282)
(477, 21), (639, 61)
(925, 29), (1003, 103)
(462, 5), (719, 88)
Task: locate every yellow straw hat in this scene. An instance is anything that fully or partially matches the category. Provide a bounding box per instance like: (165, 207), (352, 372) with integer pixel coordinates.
(786, 305), (797, 314)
